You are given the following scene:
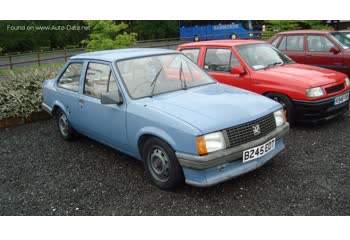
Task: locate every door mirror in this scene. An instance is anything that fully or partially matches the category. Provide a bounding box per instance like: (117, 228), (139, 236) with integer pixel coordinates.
(101, 91), (123, 105)
(330, 46), (340, 54)
(231, 66), (245, 75)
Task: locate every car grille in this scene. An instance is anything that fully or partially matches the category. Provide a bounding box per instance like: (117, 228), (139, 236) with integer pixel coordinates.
(223, 114), (276, 148)
(326, 83), (344, 94)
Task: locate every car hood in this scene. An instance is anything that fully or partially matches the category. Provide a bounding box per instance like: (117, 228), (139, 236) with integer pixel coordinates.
(258, 64), (345, 87)
(143, 83), (281, 134)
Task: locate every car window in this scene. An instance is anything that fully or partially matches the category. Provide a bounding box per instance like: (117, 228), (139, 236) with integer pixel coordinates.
(307, 35), (335, 52)
(84, 63), (118, 99)
(204, 48), (241, 73)
(271, 36), (281, 47)
(278, 35), (303, 51)
(286, 35), (304, 51)
(57, 63), (83, 92)
(180, 49), (200, 62)
(278, 36), (286, 50)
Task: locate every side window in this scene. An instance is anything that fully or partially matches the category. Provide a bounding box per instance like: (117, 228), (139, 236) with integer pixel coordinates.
(271, 36), (281, 47)
(204, 48), (240, 73)
(180, 49), (200, 62)
(84, 63), (118, 99)
(57, 63), (83, 92)
(307, 35), (335, 52)
(278, 36), (286, 50)
(286, 35), (304, 51)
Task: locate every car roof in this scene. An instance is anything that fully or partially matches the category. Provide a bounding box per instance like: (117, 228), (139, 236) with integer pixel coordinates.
(277, 29), (335, 35)
(71, 48), (177, 62)
(179, 39), (265, 48)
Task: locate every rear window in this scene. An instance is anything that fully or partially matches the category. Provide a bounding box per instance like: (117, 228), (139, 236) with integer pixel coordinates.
(180, 49), (200, 62)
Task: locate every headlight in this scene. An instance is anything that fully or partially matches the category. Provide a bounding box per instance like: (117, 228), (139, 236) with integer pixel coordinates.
(196, 132), (226, 155)
(274, 109), (286, 127)
(306, 87), (324, 98)
(345, 77), (350, 87)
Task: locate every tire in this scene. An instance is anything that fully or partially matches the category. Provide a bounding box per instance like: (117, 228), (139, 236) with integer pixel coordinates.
(142, 137), (184, 190)
(265, 92), (295, 125)
(56, 108), (77, 141)
(194, 35), (200, 42)
(230, 33), (237, 40)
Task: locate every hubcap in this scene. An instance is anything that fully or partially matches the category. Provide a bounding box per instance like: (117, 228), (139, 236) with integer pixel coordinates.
(149, 147), (170, 181)
(58, 113), (69, 137)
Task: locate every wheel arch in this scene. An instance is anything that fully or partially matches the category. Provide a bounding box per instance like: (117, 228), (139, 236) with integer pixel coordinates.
(137, 129), (177, 159)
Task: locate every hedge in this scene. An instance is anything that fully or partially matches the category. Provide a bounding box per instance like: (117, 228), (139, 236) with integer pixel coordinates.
(0, 67), (61, 120)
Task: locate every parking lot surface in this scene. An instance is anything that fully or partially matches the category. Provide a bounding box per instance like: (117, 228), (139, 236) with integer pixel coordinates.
(0, 113), (349, 215)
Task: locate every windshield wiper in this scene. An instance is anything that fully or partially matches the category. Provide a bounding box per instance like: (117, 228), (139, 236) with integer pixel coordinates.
(179, 61), (187, 90)
(150, 66), (163, 97)
(264, 61), (283, 70)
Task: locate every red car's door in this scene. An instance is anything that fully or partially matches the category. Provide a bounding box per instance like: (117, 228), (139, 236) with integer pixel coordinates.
(305, 34), (344, 73)
(277, 34), (306, 64)
(202, 47), (251, 90)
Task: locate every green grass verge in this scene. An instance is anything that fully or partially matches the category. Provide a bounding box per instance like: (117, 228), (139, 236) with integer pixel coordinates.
(0, 63), (64, 75)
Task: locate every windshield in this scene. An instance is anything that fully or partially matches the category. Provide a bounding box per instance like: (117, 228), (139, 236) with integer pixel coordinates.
(329, 32), (350, 49)
(235, 43), (294, 70)
(116, 53), (216, 99)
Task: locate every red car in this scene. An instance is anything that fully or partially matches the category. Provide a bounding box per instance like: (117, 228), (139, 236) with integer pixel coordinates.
(267, 30), (350, 76)
(177, 40), (350, 124)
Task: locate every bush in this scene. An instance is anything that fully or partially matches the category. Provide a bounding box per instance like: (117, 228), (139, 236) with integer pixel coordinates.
(0, 67), (61, 120)
(83, 21), (137, 51)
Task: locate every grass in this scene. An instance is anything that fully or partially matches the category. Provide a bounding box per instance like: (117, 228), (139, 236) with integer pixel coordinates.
(0, 63), (64, 75)
(0, 48), (85, 59)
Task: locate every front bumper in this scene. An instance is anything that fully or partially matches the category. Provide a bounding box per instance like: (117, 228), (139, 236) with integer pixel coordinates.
(293, 91), (349, 123)
(176, 123), (289, 187)
(42, 103), (53, 115)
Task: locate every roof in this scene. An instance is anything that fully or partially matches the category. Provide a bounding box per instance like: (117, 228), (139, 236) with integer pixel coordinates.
(179, 39), (265, 48)
(277, 30), (335, 35)
(70, 48), (177, 62)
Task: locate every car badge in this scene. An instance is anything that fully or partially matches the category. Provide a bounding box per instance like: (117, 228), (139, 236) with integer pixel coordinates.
(252, 124), (261, 136)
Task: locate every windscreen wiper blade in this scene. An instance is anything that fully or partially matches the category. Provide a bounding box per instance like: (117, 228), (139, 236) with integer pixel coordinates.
(179, 61), (187, 90)
(150, 66), (163, 97)
(264, 61), (283, 70)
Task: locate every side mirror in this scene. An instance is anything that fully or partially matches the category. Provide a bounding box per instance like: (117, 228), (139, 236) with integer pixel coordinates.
(330, 46), (340, 54)
(101, 91), (123, 105)
(231, 66), (245, 75)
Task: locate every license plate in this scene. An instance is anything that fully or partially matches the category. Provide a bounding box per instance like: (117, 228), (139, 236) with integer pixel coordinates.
(334, 93), (349, 105)
(243, 138), (276, 163)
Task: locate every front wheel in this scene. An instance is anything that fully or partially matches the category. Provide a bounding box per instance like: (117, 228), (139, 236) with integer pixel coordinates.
(56, 108), (77, 141)
(142, 137), (184, 190)
(266, 93), (295, 125)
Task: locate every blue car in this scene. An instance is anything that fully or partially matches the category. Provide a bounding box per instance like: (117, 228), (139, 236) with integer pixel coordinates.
(42, 48), (289, 189)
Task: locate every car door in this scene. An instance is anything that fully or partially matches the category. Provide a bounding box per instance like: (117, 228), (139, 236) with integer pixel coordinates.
(78, 61), (128, 148)
(55, 61), (84, 129)
(277, 35), (306, 63)
(203, 47), (251, 90)
(305, 34), (344, 73)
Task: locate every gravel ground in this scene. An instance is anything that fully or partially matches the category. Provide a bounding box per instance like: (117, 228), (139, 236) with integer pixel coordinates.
(1, 113), (349, 216)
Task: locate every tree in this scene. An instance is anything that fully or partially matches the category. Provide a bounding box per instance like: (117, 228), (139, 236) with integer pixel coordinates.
(263, 20), (331, 39)
(0, 47), (2, 54)
(83, 21), (137, 51)
(127, 21), (179, 40)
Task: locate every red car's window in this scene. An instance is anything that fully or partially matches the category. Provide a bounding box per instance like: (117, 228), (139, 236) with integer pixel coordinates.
(180, 49), (200, 63)
(307, 35), (335, 52)
(278, 35), (303, 51)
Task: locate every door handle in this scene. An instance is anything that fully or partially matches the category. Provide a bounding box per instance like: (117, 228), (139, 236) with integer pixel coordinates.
(306, 53), (312, 57)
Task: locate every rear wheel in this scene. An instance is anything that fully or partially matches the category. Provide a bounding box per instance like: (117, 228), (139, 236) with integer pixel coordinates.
(194, 35), (200, 42)
(56, 108), (76, 141)
(230, 33), (237, 39)
(266, 93), (295, 125)
(142, 137), (184, 190)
